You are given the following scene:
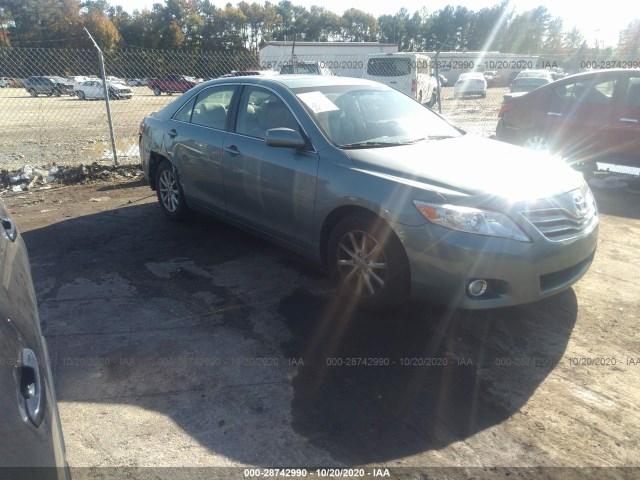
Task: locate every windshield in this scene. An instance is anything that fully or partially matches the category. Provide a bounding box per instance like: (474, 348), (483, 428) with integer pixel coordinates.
(293, 84), (461, 148)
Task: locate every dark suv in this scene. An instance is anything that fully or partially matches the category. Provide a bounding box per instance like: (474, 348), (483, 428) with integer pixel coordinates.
(23, 76), (74, 97)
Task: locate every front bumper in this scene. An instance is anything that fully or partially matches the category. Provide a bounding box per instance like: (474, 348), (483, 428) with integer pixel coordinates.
(399, 220), (598, 309)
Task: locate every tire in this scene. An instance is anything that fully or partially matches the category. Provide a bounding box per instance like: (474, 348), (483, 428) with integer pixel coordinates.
(77, 91), (85, 100)
(153, 87), (162, 96)
(155, 160), (191, 221)
(522, 132), (550, 152)
(481, 91), (486, 98)
(327, 214), (409, 311)
(167, 91), (173, 96)
(428, 91), (437, 108)
(29, 89), (37, 97)
(53, 89), (61, 97)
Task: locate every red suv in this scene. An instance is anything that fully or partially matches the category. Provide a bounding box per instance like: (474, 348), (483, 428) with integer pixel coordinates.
(496, 69), (640, 168)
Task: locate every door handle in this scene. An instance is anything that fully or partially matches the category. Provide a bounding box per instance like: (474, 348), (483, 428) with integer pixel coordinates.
(168, 129), (178, 137)
(224, 145), (240, 156)
(2, 217), (17, 242)
(619, 117), (638, 123)
(19, 348), (45, 427)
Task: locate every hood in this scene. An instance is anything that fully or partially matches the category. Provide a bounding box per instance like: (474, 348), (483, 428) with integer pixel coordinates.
(345, 134), (584, 202)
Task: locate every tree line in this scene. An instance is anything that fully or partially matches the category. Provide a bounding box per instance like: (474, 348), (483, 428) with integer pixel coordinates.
(0, 0), (639, 57)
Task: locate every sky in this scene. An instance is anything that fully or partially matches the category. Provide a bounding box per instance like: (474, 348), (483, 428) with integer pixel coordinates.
(121, 0), (630, 48)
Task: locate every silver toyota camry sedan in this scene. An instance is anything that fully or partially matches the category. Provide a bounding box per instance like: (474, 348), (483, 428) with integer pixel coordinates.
(139, 75), (598, 310)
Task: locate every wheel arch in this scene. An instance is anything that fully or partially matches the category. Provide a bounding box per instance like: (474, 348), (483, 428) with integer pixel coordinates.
(148, 151), (171, 191)
(318, 205), (409, 272)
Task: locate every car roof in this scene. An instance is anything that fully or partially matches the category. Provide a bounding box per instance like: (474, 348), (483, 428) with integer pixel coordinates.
(207, 75), (385, 90)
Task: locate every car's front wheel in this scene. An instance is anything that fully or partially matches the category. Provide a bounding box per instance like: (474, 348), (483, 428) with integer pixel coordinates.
(77, 91), (85, 100)
(156, 161), (190, 221)
(328, 214), (409, 310)
(153, 87), (162, 96)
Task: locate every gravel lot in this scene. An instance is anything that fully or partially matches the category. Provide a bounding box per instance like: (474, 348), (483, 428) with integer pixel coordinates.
(3, 172), (639, 479)
(0, 85), (503, 169)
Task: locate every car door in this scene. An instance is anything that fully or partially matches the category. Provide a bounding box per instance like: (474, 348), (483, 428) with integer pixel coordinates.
(170, 85), (237, 213)
(545, 75), (618, 160)
(223, 85), (319, 248)
(85, 81), (101, 99)
(604, 74), (640, 166)
(0, 204), (68, 476)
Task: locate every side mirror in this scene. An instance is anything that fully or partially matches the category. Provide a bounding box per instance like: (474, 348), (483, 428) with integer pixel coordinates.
(265, 128), (306, 149)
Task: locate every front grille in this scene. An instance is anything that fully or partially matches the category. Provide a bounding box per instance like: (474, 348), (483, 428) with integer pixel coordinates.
(520, 188), (598, 242)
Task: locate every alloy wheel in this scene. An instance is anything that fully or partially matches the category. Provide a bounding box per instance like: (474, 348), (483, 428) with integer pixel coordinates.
(158, 169), (180, 213)
(336, 230), (388, 298)
(523, 135), (549, 152)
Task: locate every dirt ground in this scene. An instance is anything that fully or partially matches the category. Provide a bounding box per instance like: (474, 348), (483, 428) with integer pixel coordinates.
(3, 172), (639, 479)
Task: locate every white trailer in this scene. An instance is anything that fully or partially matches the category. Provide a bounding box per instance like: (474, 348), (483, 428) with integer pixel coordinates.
(259, 41), (398, 78)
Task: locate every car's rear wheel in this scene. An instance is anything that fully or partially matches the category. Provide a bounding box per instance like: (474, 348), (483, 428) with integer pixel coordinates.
(328, 214), (409, 310)
(156, 161), (190, 221)
(29, 89), (37, 97)
(53, 89), (61, 97)
(523, 132), (550, 152)
(77, 91), (85, 100)
(153, 87), (161, 96)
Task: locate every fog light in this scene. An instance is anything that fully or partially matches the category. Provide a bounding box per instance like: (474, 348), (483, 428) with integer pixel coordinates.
(467, 279), (488, 297)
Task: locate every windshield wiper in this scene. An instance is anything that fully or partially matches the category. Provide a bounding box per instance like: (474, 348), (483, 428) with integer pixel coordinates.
(392, 135), (458, 145)
(340, 141), (403, 149)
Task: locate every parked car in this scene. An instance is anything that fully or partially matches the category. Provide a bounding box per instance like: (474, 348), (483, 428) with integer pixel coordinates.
(147, 75), (197, 96)
(280, 61), (333, 76)
(483, 70), (501, 87)
(0, 77), (8, 88)
(66, 75), (89, 85)
(139, 75), (598, 310)
(126, 78), (145, 86)
(509, 69), (555, 93)
(454, 72), (487, 98)
(74, 79), (133, 100)
(496, 68), (640, 168)
(23, 76), (74, 97)
(0, 199), (70, 477)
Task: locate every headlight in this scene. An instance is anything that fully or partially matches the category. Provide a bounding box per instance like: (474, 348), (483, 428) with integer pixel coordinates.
(413, 200), (529, 242)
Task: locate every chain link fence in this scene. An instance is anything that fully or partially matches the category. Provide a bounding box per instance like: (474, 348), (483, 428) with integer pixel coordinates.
(0, 47), (261, 169)
(1, 47), (638, 175)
